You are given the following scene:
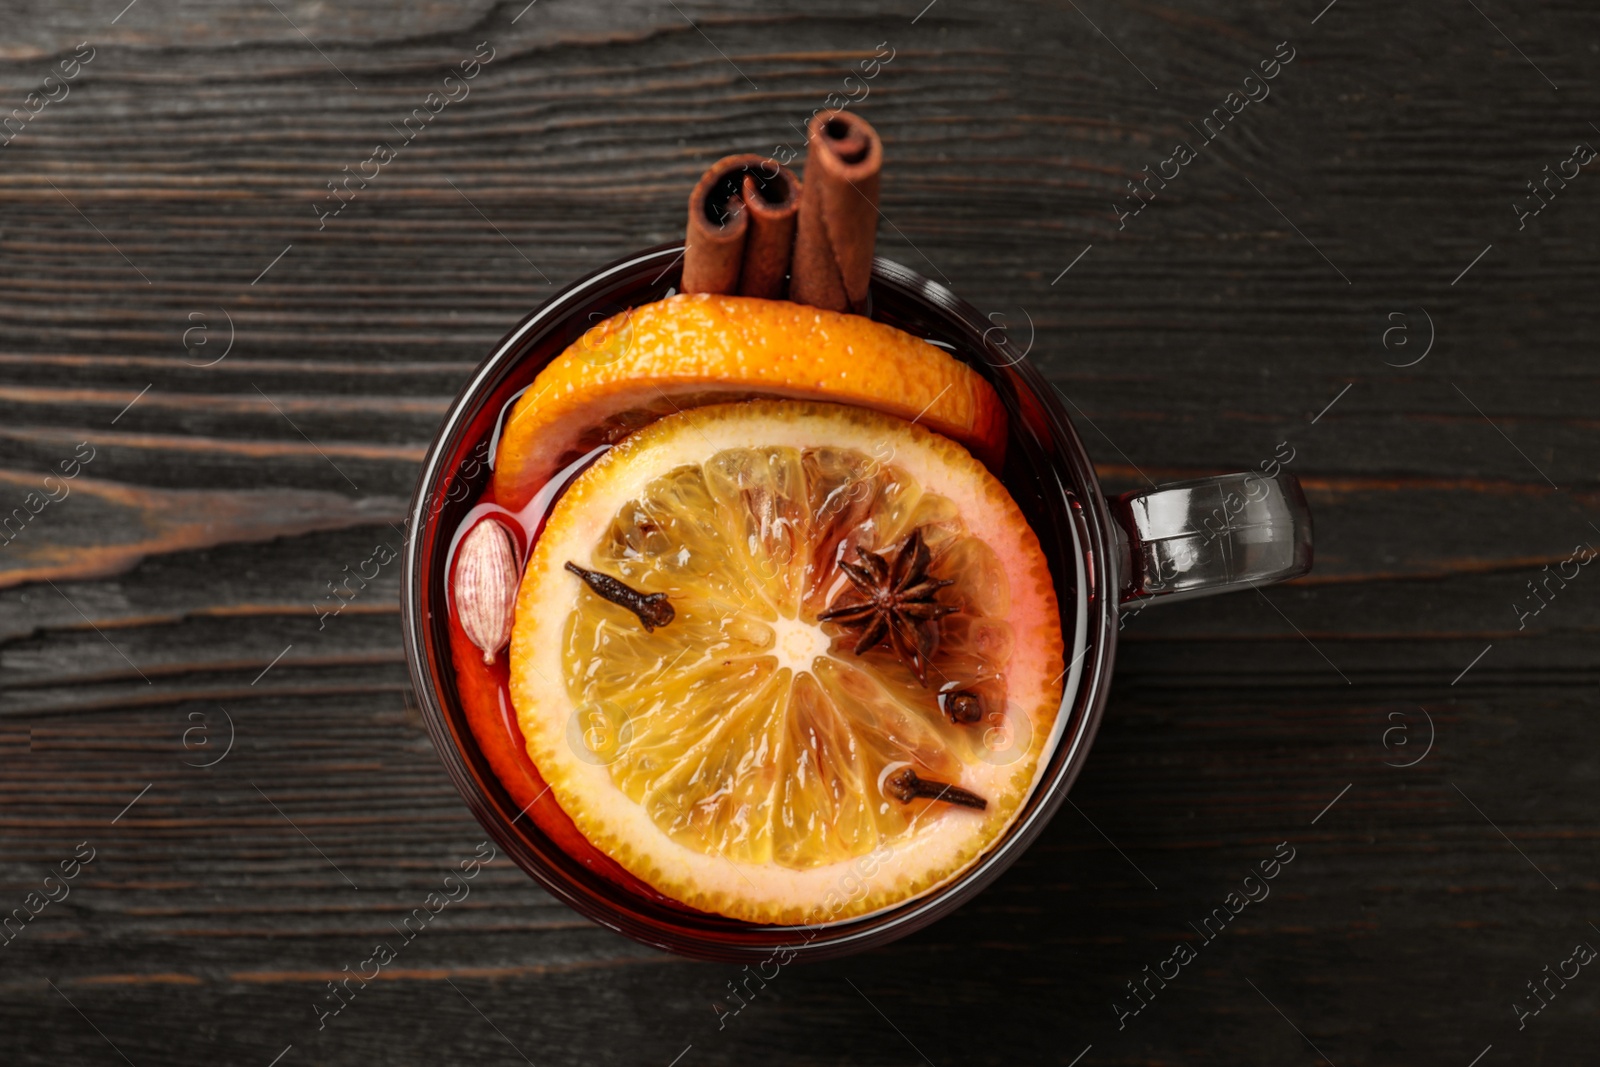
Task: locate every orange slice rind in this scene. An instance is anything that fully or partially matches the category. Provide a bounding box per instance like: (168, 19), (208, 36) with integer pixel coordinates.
(490, 293), (1007, 510)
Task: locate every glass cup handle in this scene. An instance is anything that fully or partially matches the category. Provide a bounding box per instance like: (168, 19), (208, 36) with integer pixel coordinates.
(1109, 472), (1313, 607)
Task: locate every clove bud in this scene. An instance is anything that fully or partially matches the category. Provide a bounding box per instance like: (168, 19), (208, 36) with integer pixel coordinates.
(942, 690), (983, 725)
(884, 767), (987, 811)
(565, 562), (674, 631)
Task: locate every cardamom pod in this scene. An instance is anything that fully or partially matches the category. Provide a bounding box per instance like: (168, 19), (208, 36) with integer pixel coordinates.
(453, 518), (518, 665)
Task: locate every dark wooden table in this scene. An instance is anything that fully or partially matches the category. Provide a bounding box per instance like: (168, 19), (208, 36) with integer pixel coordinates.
(3, 1), (1597, 1063)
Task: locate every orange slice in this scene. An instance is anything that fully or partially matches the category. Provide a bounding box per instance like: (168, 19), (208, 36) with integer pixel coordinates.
(490, 293), (1007, 510)
(510, 400), (1062, 924)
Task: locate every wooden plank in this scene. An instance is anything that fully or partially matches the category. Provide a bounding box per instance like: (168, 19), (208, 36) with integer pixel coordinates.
(1, 0), (1597, 1063)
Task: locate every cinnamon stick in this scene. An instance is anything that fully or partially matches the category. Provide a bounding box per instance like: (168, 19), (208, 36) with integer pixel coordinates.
(682, 154), (802, 298)
(790, 110), (882, 314)
(683, 155), (751, 295)
(737, 171), (801, 299)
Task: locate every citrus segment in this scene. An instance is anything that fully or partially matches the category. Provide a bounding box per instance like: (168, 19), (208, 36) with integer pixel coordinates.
(511, 401), (1062, 924)
(491, 293), (1008, 509)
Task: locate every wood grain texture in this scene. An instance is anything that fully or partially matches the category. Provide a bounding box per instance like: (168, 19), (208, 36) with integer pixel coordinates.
(1, 0), (1598, 1064)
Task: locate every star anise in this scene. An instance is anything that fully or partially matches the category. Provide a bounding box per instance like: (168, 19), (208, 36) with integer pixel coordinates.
(819, 528), (955, 685)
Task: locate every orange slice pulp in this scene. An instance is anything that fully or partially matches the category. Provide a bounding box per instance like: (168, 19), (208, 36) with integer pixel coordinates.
(510, 400), (1063, 924)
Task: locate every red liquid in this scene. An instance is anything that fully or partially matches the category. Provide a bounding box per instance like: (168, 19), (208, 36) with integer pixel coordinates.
(445, 446), (702, 911)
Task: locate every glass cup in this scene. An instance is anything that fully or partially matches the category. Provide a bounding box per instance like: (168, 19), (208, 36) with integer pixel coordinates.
(399, 245), (1312, 962)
